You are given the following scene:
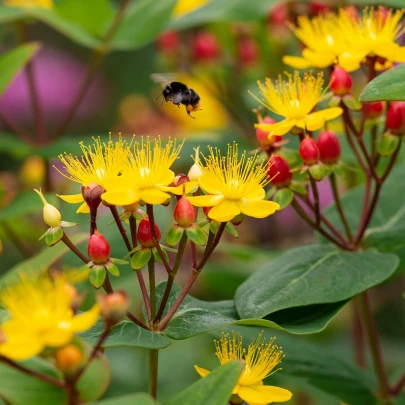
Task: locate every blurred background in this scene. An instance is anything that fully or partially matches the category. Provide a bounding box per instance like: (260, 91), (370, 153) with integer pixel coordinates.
(0, 0), (404, 404)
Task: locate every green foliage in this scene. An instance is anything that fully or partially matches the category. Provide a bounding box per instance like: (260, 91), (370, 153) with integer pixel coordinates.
(95, 393), (157, 405)
(186, 225), (207, 245)
(130, 248), (152, 270)
(0, 4), (25, 23)
(273, 188), (293, 210)
(166, 361), (244, 405)
(166, 225), (184, 247)
(89, 266), (107, 288)
(44, 227), (64, 247)
(235, 244), (398, 319)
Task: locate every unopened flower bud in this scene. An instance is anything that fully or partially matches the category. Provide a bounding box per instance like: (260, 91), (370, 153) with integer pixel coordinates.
(268, 155), (292, 188)
(173, 174), (190, 187)
(20, 155), (45, 187)
(34, 188), (61, 227)
(317, 130), (341, 164)
(174, 196), (195, 227)
(64, 283), (84, 313)
(55, 345), (84, 374)
(97, 291), (129, 325)
(82, 182), (104, 210)
(330, 67), (352, 96)
(203, 206), (212, 217)
(386, 101), (405, 134)
(193, 31), (220, 61)
(137, 218), (160, 248)
(231, 213), (244, 226)
(188, 147), (203, 181)
(363, 101), (385, 119)
(88, 231), (111, 265)
(299, 137), (319, 165)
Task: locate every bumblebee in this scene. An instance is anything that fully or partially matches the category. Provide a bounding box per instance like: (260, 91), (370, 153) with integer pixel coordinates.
(151, 74), (201, 118)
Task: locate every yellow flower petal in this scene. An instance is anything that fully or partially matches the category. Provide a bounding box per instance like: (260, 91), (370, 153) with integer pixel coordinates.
(187, 194), (224, 207)
(194, 365), (210, 378)
(161, 181), (199, 195)
(76, 201), (90, 214)
(156, 169), (175, 187)
(244, 185), (265, 200)
(102, 190), (141, 207)
(238, 199), (280, 218)
(270, 120), (296, 136)
(208, 200), (240, 222)
(306, 107), (343, 131)
(282, 55), (312, 69)
(302, 48), (336, 68)
(140, 188), (171, 205)
(338, 52), (365, 72)
(104, 175), (130, 192)
(58, 193), (84, 204)
(238, 385), (293, 404)
(71, 304), (100, 333)
(374, 43), (405, 63)
(199, 173), (223, 194)
(41, 328), (72, 348)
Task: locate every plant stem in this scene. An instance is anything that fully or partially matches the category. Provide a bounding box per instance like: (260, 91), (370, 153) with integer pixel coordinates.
(55, 0), (131, 137)
(148, 349), (159, 399)
(391, 372), (405, 396)
(110, 205), (132, 251)
(90, 206), (98, 236)
(129, 215), (137, 248)
(0, 355), (65, 388)
(61, 233), (89, 263)
(309, 176), (320, 225)
(148, 258), (156, 322)
(358, 292), (392, 405)
(330, 173), (353, 241)
(146, 204), (172, 274)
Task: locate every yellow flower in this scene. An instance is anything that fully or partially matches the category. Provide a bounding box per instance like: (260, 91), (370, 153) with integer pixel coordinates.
(102, 137), (194, 207)
(187, 143), (280, 222)
(0, 274), (99, 361)
(252, 71), (342, 136)
(55, 136), (131, 214)
(195, 332), (292, 405)
(173, 0), (207, 17)
(4, 0), (53, 9)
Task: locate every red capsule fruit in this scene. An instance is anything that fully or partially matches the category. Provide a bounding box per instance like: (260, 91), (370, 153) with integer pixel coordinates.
(174, 196), (195, 227)
(238, 37), (258, 66)
(137, 218), (161, 248)
(330, 67), (352, 96)
(88, 232), (111, 265)
(256, 117), (275, 146)
(317, 130), (341, 164)
(363, 101), (385, 119)
(386, 101), (405, 134)
(157, 30), (180, 53)
(203, 206), (212, 217)
(193, 31), (220, 61)
(268, 155), (292, 187)
(299, 137), (320, 165)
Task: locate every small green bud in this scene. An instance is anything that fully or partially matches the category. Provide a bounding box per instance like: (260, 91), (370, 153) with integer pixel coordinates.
(34, 189), (61, 227)
(308, 163), (325, 181)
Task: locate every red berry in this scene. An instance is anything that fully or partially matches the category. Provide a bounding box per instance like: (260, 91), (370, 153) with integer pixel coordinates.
(88, 232), (111, 265)
(386, 101), (405, 134)
(317, 130), (341, 164)
(238, 37), (258, 66)
(157, 30), (179, 53)
(330, 67), (352, 96)
(203, 206), (212, 217)
(137, 218), (161, 248)
(309, 2), (330, 15)
(268, 155), (292, 187)
(299, 137), (320, 165)
(268, 3), (288, 26)
(193, 31), (220, 61)
(174, 196), (195, 227)
(363, 101), (385, 119)
(256, 117), (275, 146)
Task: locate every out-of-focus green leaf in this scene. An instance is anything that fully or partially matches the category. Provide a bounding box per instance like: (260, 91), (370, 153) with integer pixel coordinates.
(0, 43), (40, 97)
(360, 64), (405, 102)
(170, 0), (278, 30)
(0, 133), (31, 157)
(55, 0), (113, 36)
(95, 393), (157, 405)
(110, 0), (177, 50)
(273, 188), (293, 210)
(235, 245), (399, 319)
(0, 5), (25, 23)
(1, 233), (88, 286)
(0, 191), (58, 222)
(166, 361), (244, 405)
(79, 319), (171, 349)
(354, 0), (405, 7)
(0, 357), (65, 405)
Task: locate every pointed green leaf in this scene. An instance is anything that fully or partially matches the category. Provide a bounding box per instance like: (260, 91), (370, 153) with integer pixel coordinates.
(209, 220), (220, 235)
(60, 221), (77, 228)
(166, 361), (244, 405)
(225, 222), (238, 238)
(130, 248), (152, 270)
(273, 188), (293, 210)
(45, 226), (63, 247)
(110, 258), (128, 265)
(105, 262), (120, 277)
(289, 182), (307, 196)
(265, 186), (276, 200)
(186, 225), (207, 246)
(77, 262), (92, 274)
(89, 266), (107, 289)
(376, 132), (400, 156)
(161, 245), (178, 253)
(38, 228), (51, 241)
(166, 225), (185, 247)
(123, 245), (140, 259)
(152, 247), (169, 265)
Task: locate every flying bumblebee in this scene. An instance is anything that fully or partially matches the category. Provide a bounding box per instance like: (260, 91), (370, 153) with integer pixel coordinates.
(151, 74), (201, 119)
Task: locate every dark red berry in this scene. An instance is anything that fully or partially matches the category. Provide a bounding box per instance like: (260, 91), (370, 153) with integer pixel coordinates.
(88, 232), (110, 264)
(256, 117), (275, 146)
(203, 206), (212, 217)
(268, 155), (292, 187)
(363, 101), (385, 119)
(299, 137), (319, 165)
(193, 31), (220, 61)
(238, 37), (258, 66)
(174, 197), (195, 227)
(157, 30), (179, 53)
(330, 67), (352, 96)
(317, 130), (341, 164)
(137, 218), (161, 248)
(386, 101), (405, 134)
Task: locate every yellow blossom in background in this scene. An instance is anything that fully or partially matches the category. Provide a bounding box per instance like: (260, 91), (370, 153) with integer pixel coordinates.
(4, 0), (52, 8)
(55, 136), (131, 213)
(0, 274), (99, 361)
(187, 143), (280, 222)
(252, 72), (342, 136)
(173, 0), (207, 17)
(102, 137), (195, 207)
(195, 332), (292, 405)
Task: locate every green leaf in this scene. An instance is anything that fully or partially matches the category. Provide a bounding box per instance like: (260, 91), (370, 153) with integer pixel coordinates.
(0, 132), (30, 158)
(110, 0), (177, 50)
(95, 393), (157, 405)
(89, 266), (107, 289)
(110, 258), (128, 265)
(376, 132), (400, 157)
(209, 220), (220, 234)
(105, 261), (120, 277)
(225, 222), (238, 237)
(44, 226), (63, 246)
(170, 0), (278, 30)
(79, 320), (171, 349)
(235, 244), (399, 320)
(166, 225), (184, 247)
(0, 43), (40, 97)
(0, 5), (26, 23)
(186, 225), (207, 245)
(360, 64), (405, 102)
(0, 357), (66, 405)
(273, 188), (293, 210)
(130, 248), (152, 270)
(1, 233), (88, 287)
(152, 246), (169, 265)
(289, 182), (307, 195)
(166, 361), (244, 405)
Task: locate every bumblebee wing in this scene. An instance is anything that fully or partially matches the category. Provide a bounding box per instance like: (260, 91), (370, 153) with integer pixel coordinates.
(150, 73), (178, 87)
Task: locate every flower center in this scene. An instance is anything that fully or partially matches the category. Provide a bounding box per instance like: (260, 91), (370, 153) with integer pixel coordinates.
(95, 168), (106, 181)
(139, 167), (151, 178)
